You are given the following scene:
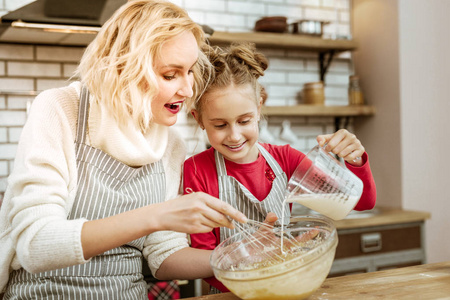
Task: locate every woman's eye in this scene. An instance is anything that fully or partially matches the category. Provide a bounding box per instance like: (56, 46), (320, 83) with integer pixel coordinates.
(164, 75), (176, 80)
(240, 119), (251, 125)
(214, 124), (226, 129)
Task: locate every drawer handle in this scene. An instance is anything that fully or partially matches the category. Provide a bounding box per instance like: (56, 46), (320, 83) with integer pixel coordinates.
(360, 232), (382, 253)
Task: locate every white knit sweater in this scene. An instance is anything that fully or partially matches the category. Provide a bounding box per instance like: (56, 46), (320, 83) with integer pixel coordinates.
(0, 82), (188, 292)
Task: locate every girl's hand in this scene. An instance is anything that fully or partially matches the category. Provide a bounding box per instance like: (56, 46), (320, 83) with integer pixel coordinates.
(154, 192), (247, 234)
(254, 212), (279, 241)
(295, 228), (320, 243)
(263, 212), (278, 226)
(317, 129), (365, 166)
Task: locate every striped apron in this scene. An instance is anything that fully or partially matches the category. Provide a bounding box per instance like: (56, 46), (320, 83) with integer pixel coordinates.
(5, 87), (165, 300)
(210, 143), (290, 294)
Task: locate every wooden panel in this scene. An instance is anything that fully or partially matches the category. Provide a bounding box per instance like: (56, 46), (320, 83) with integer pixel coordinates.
(261, 104), (376, 117)
(335, 225), (421, 259)
(185, 293), (240, 300)
(309, 262), (450, 299)
(327, 268), (368, 278)
(184, 262), (450, 299)
(208, 31), (358, 52)
(376, 261), (423, 271)
(334, 208), (431, 230)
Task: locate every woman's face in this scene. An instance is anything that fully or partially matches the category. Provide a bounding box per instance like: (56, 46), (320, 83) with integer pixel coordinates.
(152, 31), (198, 126)
(196, 84), (262, 164)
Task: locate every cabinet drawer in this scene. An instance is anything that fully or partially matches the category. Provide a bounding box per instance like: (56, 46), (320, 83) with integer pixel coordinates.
(335, 224), (422, 259)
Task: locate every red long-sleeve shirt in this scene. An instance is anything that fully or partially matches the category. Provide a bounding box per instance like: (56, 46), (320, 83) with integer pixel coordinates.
(183, 143), (376, 292)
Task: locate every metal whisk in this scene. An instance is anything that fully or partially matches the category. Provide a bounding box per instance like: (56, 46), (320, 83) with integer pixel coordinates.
(230, 219), (305, 266)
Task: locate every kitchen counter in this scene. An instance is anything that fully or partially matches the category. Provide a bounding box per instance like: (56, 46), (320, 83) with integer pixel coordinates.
(334, 207), (430, 230)
(331, 207), (430, 276)
(184, 261), (450, 299)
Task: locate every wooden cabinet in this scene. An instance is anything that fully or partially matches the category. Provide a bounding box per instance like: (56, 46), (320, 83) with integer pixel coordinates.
(329, 208), (430, 277)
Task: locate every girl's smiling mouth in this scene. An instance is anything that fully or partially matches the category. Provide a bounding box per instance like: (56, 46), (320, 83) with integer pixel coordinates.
(225, 141), (246, 151)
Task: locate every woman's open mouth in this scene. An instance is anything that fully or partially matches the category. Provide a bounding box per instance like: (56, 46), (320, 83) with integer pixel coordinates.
(164, 101), (183, 114)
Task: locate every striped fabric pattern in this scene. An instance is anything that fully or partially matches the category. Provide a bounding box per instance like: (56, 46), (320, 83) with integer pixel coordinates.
(216, 143), (290, 241)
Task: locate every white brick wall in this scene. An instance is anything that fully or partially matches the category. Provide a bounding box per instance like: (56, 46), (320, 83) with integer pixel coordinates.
(8, 62), (61, 77)
(0, 78), (34, 92)
(36, 46), (85, 62)
(0, 127), (7, 143)
(0, 44), (33, 60)
(0, 0), (354, 194)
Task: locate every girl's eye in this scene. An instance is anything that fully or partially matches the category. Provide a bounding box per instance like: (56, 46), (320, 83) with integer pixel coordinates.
(214, 124), (226, 129)
(240, 119), (251, 125)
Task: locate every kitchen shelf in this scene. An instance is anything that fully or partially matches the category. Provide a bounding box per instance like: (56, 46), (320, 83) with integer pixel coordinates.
(208, 31), (357, 83)
(261, 105), (376, 117)
(207, 31), (373, 124)
(208, 31), (357, 52)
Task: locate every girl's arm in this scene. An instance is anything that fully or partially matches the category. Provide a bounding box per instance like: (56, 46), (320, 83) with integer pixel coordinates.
(345, 152), (377, 210)
(317, 129), (377, 210)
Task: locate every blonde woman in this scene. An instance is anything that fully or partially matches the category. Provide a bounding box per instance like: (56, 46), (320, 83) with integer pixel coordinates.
(0, 1), (246, 298)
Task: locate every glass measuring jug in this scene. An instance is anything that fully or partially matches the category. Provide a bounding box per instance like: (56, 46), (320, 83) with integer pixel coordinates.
(285, 145), (363, 220)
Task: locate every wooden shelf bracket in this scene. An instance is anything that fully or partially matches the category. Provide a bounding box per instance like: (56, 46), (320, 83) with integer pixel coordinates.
(319, 50), (336, 82)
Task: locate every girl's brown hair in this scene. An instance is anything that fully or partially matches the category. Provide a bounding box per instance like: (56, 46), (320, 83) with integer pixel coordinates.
(194, 42), (268, 120)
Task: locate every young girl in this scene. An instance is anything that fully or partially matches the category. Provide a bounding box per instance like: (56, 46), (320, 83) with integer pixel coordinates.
(183, 43), (377, 293)
(0, 1), (247, 298)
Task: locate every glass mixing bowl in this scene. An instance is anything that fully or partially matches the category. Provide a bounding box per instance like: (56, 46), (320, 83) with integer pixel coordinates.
(210, 215), (338, 300)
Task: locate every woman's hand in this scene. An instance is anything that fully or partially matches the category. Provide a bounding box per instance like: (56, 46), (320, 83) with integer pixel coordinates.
(152, 192), (247, 234)
(317, 129), (365, 166)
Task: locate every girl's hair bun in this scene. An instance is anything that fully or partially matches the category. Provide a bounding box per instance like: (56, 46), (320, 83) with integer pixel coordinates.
(228, 42), (268, 79)
(201, 44), (226, 77)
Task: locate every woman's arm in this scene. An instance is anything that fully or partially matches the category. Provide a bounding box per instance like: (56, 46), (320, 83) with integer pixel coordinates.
(5, 88), (87, 273)
(81, 192), (247, 260)
(155, 247), (213, 280)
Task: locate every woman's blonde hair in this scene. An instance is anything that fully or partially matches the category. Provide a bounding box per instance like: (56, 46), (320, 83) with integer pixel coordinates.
(194, 42), (268, 121)
(76, 0), (210, 132)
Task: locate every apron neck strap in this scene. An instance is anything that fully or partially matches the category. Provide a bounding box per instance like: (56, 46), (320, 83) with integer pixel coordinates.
(75, 86), (90, 144)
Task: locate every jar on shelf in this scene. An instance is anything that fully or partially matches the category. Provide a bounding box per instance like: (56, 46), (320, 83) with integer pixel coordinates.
(302, 81), (325, 105)
(348, 75), (364, 105)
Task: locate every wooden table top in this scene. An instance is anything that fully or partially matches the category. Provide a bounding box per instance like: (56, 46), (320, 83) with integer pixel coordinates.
(184, 261), (450, 300)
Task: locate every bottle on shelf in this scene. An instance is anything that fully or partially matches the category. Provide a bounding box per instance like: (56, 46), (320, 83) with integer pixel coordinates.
(348, 75), (364, 105)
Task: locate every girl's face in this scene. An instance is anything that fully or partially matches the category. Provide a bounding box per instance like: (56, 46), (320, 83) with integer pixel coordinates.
(195, 84), (262, 164)
(152, 31), (198, 126)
